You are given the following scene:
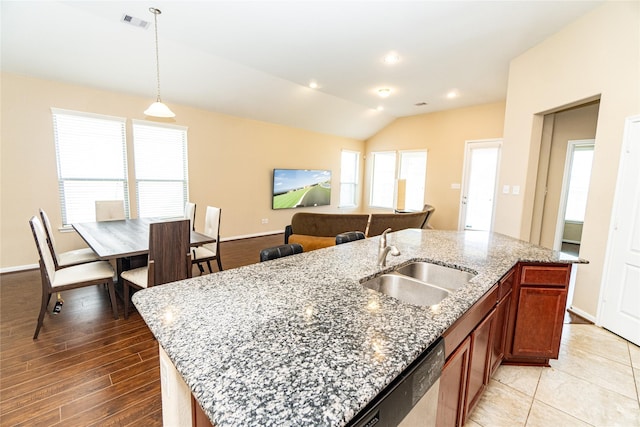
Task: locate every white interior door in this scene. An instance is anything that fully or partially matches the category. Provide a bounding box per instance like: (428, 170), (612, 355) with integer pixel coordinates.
(599, 115), (640, 346)
(459, 140), (501, 231)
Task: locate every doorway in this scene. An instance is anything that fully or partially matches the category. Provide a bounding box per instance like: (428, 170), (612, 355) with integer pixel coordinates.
(554, 140), (595, 255)
(459, 140), (501, 231)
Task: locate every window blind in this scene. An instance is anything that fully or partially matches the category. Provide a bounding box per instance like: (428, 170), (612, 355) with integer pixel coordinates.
(340, 150), (360, 207)
(132, 120), (189, 219)
(52, 108), (129, 225)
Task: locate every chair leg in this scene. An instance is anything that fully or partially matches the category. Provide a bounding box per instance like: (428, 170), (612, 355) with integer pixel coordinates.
(33, 291), (52, 340)
(216, 256), (223, 272)
(206, 261), (213, 274)
(197, 262), (205, 275)
(124, 281), (130, 320)
(107, 281), (118, 320)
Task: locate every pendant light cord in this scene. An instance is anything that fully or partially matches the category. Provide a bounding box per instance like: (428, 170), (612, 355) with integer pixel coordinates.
(151, 8), (162, 103)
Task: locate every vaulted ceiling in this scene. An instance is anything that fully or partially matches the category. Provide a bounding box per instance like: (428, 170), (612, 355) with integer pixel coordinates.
(1, 1), (602, 139)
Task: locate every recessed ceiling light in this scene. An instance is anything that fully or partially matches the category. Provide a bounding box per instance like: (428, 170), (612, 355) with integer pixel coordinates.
(377, 88), (392, 98)
(377, 105), (384, 111)
(309, 81), (320, 89)
(446, 90), (458, 99)
(383, 53), (400, 65)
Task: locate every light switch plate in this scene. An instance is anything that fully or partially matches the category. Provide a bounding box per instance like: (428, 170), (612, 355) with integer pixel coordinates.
(512, 185), (520, 195)
(502, 185), (510, 194)
(451, 183), (461, 189)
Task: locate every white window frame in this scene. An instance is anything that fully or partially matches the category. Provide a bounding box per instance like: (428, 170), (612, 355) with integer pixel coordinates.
(132, 120), (189, 219)
(339, 149), (360, 208)
(369, 149), (428, 211)
(51, 108), (129, 225)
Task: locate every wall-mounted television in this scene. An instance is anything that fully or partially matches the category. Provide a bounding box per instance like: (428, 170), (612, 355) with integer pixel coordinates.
(272, 169), (331, 209)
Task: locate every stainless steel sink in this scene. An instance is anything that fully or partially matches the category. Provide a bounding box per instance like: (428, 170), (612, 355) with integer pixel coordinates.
(395, 262), (475, 291)
(362, 274), (450, 307)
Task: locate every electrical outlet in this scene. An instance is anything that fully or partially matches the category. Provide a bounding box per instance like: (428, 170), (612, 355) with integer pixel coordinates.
(261, 218), (269, 224)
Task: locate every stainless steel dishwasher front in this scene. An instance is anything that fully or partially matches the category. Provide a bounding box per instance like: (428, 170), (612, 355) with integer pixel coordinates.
(347, 336), (445, 427)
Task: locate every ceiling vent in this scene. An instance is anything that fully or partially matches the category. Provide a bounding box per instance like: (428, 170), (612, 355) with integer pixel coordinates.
(121, 14), (150, 29)
(415, 102), (428, 107)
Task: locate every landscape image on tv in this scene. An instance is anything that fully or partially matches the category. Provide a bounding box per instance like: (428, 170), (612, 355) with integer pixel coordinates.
(272, 169), (331, 209)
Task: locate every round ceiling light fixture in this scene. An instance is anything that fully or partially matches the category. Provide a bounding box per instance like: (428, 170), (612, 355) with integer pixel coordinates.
(377, 88), (392, 98)
(383, 53), (400, 65)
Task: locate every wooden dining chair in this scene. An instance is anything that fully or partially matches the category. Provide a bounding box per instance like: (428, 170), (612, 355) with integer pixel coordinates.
(259, 243), (303, 262)
(191, 206), (223, 274)
(95, 200), (125, 222)
(184, 202), (196, 231)
(39, 208), (99, 269)
(120, 219), (192, 318)
(29, 216), (118, 339)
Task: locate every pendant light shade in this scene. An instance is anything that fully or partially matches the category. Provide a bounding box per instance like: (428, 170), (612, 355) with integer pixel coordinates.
(144, 101), (175, 118)
(145, 7), (175, 118)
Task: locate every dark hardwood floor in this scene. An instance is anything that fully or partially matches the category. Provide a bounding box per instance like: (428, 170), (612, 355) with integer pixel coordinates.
(0, 233), (284, 426)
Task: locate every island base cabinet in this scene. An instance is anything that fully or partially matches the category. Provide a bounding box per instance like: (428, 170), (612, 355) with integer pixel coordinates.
(436, 336), (471, 427)
(505, 264), (571, 366)
(465, 308), (495, 417)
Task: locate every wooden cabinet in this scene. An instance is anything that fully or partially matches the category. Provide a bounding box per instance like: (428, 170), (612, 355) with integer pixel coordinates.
(437, 336), (471, 427)
(505, 264), (571, 366)
(465, 307), (495, 416)
(438, 283), (499, 427)
(489, 269), (514, 377)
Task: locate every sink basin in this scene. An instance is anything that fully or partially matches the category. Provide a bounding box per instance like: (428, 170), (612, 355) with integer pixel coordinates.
(395, 262), (475, 291)
(362, 274), (450, 307)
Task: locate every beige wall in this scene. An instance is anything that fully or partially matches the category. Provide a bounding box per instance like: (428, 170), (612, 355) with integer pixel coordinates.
(495, 2), (640, 317)
(536, 103), (599, 248)
(0, 73), (364, 270)
(364, 102), (506, 230)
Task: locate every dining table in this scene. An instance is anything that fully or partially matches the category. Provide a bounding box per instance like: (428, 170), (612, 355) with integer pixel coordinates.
(72, 217), (216, 277)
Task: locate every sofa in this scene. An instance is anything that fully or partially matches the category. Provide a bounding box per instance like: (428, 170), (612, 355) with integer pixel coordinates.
(284, 213), (370, 251)
(284, 209), (431, 251)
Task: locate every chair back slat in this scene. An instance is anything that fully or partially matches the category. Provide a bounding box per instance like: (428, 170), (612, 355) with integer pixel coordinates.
(39, 209), (60, 266)
(203, 206), (221, 255)
(184, 202), (196, 231)
(148, 219), (191, 286)
(29, 216), (56, 284)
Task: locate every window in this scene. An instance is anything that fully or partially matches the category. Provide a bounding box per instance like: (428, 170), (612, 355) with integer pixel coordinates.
(370, 150), (427, 210)
(339, 150), (360, 207)
(399, 151), (427, 211)
(132, 120), (189, 218)
(52, 108), (129, 225)
(370, 152), (397, 208)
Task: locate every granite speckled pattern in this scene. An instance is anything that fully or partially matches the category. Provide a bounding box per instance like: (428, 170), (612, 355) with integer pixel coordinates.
(133, 229), (584, 426)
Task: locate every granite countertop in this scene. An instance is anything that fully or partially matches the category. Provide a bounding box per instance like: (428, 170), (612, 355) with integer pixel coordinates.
(133, 229), (583, 426)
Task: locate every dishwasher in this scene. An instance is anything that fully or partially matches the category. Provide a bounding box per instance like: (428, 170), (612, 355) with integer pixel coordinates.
(347, 337), (445, 427)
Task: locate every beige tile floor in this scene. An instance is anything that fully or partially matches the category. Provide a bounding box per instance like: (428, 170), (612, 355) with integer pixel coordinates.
(465, 324), (640, 427)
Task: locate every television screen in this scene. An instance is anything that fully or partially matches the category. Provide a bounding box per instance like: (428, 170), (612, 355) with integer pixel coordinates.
(272, 169), (331, 209)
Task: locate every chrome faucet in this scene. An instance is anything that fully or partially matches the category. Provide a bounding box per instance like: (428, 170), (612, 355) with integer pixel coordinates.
(378, 228), (401, 267)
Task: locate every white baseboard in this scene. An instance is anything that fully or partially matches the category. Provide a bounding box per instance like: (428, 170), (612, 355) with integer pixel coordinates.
(1, 263), (38, 274)
(1, 231), (284, 274)
(568, 306), (596, 323)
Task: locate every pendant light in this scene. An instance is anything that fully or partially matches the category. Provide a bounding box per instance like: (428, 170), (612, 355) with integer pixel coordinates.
(144, 7), (175, 118)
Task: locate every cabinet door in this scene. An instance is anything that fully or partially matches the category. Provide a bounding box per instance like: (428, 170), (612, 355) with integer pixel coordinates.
(511, 286), (567, 358)
(489, 289), (512, 377)
(437, 336), (471, 427)
(465, 309), (495, 417)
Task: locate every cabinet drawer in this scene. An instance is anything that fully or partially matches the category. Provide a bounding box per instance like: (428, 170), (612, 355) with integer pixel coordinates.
(498, 269), (515, 300)
(520, 265), (570, 287)
(443, 285), (498, 358)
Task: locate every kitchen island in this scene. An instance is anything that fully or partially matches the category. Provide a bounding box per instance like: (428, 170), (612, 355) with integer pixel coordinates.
(132, 229), (583, 426)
